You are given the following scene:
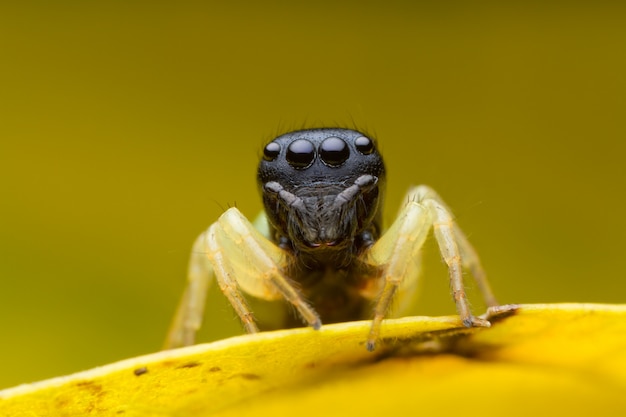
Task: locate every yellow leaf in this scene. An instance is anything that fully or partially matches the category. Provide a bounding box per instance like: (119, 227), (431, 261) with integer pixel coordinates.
(1, 304), (625, 417)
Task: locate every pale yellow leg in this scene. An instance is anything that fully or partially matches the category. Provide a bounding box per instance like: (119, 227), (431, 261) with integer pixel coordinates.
(365, 199), (432, 351)
(164, 207), (321, 350)
(164, 232), (214, 349)
(216, 209), (321, 329)
(412, 185), (498, 307)
(365, 185), (495, 351)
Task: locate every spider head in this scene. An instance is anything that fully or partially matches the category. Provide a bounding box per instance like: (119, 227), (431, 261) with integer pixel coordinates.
(258, 128), (385, 260)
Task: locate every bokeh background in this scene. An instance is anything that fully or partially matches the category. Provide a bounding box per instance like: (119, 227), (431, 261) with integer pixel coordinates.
(1, 2), (625, 389)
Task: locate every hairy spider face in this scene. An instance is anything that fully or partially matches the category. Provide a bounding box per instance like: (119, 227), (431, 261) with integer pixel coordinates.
(257, 128), (386, 258)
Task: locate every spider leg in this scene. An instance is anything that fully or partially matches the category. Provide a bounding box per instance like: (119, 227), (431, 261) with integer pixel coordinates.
(216, 208), (321, 329)
(411, 185), (498, 307)
(204, 222), (261, 335)
(364, 185), (495, 351)
(364, 197), (431, 351)
(164, 232), (215, 349)
(164, 207), (321, 349)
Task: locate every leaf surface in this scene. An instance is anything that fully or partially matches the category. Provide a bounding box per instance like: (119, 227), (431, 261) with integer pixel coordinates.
(1, 304), (625, 416)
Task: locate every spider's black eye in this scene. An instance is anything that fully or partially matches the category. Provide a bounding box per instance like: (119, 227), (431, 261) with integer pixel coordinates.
(286, 139), (315, 169)
(263, 142), (280, 161)
(355, 136), (374, 155)
(319, 137), (349, 167)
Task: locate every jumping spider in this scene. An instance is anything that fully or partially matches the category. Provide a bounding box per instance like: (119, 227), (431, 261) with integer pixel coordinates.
(165, 128), (498, 351)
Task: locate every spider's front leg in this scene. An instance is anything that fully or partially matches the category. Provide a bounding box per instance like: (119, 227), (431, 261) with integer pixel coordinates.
(163, 230), (217, 349)
(164, 207), (321, 349)
(365, 185), (498, 351)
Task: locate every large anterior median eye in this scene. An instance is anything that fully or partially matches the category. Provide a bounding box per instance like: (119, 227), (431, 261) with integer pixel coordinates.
(319, 137), (349, 167)
(286, 139), (315, 169)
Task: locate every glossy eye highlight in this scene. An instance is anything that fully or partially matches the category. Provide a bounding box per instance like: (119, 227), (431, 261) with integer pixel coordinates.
(319, 137), (349, 167)
(286, 139), (315, 169)
(354, 136), (374, 155)
(263, 142), (281, 161)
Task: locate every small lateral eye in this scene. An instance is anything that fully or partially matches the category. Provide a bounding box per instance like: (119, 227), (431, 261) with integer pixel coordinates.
(286, 139), (315, 169)
(355, 136), (374, 155)
(263, 142), (281, 161)
(320, 137), (349, 167)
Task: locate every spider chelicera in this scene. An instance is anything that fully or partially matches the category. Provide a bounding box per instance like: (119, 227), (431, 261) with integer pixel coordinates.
(165, 128), (499, 351)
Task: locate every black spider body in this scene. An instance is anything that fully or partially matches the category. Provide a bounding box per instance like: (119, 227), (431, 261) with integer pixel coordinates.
(257, 128), (386, 325)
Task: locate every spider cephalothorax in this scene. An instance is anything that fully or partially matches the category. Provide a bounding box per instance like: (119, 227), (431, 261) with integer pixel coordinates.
(258, 129), (385, 267)
(166, 128), (499, 351)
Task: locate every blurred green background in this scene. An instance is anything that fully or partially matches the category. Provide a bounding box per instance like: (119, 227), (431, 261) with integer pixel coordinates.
(1, 2), (625, 389)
